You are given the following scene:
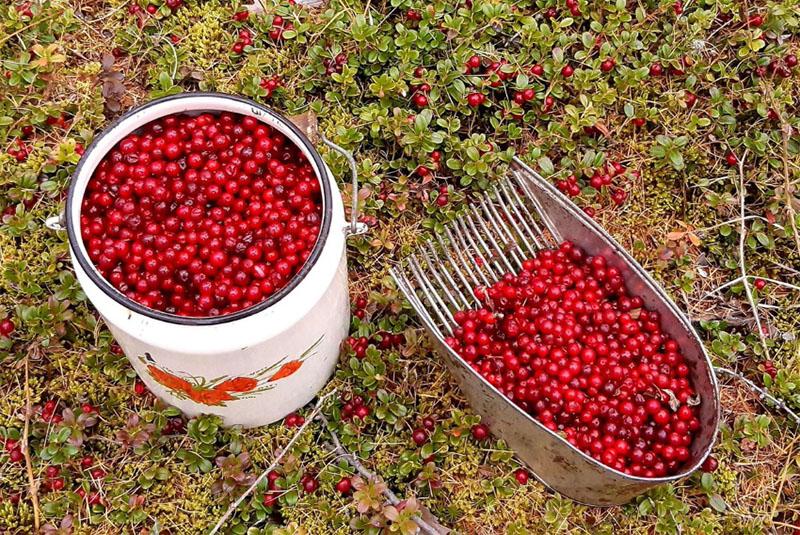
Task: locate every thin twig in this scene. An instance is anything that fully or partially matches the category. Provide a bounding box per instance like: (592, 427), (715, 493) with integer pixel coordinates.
(316, 412), (445, 535)
(23, 354), (41, 531)
(735, 150), (768, 355)
(702, 275), (800, 300)
(716, 367), (800, 426)
(208, 389), (337, 535)
(779, 107), (800, 255)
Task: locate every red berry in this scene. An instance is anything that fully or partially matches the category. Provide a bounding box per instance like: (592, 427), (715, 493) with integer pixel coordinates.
(302, 475), (319, 494)
(466, 92), (485, 107)
(406, 9), (421, 21)
(466, 55), (481, 70)
(700, 455), (718, 472)
(754, 278), (766, 290)
(649, 63), (663, 77)
(413, 93), (429, 107)
(45, 465), (60, 478)
(725, 152), (738, 166)
(81, 456), (93, 468)
(514, 468), (529, 485)
(561, 64), (574, 77)
(335, 477), (352, 494)
(600, 59), (615, 72)
(9, 449), (24, 463)
(412, 428), (428, 446)
(0, 319), (14, 337)
(747, 14), (763, 27)
(471, 423), (490, 441)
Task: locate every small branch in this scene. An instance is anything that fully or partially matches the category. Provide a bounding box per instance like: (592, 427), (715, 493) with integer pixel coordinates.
(735, 151), (769, 355)
(316, 412), (446, 535)
(208, 389), (337, 535)
(702, 275), (800, 300)
(716, 367), (800, 426)
(779, 107), (800, 255)
(23, 354), (41, 531)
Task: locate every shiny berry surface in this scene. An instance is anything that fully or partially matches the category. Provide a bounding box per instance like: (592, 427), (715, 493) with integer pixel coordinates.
(80, 112), (323, 317)
(446, 241), (700, 477)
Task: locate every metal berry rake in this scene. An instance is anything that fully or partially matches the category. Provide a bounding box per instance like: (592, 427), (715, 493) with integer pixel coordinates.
(390, 157), (720, 506)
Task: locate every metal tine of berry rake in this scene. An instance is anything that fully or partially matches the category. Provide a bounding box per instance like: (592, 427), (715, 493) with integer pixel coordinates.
(393, 168), (570, 335)
(458, 215), (501, 283)
(407, 253), (455, 332)
(447, 221), (493, 288)
(436, 231), (483, 302)
(423, 241), (472, 310)
(391, 265), (439, 329)
(477, 193), (525, 270)
(419, 245), (469, 313)
(509, 162), (562, 245)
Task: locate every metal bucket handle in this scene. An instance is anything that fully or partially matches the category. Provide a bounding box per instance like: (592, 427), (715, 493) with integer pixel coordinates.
(319, 135), (367, 238)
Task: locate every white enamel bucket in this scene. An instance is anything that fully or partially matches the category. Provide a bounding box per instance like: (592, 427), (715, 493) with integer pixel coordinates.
(52, 93), (364, 427)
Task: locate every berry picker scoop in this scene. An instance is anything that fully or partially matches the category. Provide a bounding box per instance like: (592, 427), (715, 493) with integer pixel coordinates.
(46, 93), (367, 428)
(390, 158), (720, 505)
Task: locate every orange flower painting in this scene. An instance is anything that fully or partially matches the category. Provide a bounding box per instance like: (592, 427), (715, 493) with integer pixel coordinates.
(137, 335), (324, 407)
(216, 377), (259, 392)
(268, 361), (303, 381)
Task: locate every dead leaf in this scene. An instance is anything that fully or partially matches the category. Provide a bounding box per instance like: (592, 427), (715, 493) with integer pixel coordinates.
(666, 231), (685, 241)
(100, 53), (125, 115)
(593, 121), (611, 138)
(419, 503), (451, 534)
(687, 232), (702, 246)
(288, 111), (320, 144)
(662, 389), (681, 412)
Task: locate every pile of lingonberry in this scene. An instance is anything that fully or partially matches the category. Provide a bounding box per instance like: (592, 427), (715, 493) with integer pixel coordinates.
(81, 112), (322, 317)
(445, 241), (701, 478)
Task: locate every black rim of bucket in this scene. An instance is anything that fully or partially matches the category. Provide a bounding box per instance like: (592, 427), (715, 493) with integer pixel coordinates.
(65, 92), (334, 326)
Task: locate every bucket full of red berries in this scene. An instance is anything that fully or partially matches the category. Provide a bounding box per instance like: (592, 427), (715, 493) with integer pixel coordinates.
(390, 159), (720, 505)
(50, 93), (365, 427)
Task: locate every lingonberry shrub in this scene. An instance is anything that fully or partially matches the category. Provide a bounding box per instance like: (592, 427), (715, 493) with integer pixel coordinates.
(80, 112), (322, 317)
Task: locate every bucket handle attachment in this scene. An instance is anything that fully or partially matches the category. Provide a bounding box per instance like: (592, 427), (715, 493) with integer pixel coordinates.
(45, 212), (66, 232)
(320, 135), (368, 238)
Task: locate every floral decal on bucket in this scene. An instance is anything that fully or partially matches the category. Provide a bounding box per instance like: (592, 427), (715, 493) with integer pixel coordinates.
(138, 335), (323, 406)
